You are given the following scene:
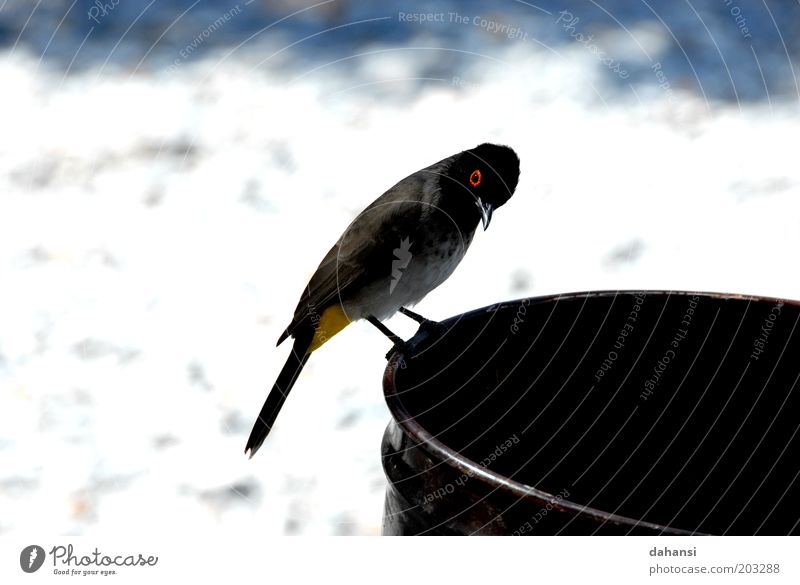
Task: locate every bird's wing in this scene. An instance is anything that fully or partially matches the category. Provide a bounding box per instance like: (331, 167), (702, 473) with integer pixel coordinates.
(278, 171), (428, 344)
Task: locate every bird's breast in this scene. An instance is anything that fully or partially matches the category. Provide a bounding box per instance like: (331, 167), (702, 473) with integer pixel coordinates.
(343, 230), (473, 322)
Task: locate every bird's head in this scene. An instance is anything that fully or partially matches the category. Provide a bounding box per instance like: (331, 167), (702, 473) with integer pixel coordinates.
(443, 143), (520, 230)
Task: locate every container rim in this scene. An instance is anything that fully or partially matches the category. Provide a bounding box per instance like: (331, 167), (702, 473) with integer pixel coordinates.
(383, 289), (798, 535)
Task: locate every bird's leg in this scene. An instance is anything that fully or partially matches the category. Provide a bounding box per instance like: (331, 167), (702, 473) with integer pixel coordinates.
(367, 315), (404, 345)
(367, 316), (410, 360)
(398, 307), (427, 324)
(399, 307), (448, 336)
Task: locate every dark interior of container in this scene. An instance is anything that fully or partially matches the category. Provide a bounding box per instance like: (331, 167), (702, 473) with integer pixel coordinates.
(390, 292), (800, 534)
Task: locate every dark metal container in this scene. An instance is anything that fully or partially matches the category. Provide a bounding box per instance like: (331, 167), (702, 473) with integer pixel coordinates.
(381, 291), (800, 535)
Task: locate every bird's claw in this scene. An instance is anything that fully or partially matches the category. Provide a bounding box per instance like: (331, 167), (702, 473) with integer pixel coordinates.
(385, 341), (411, 361)
(419, 319), (447, 336)
(384, 321), (448, 360)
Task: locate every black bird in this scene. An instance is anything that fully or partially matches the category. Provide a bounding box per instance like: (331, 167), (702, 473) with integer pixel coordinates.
(245, 143), (520, 457)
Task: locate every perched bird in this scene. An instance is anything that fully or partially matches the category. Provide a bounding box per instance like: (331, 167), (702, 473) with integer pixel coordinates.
(245, 143), (520, 457)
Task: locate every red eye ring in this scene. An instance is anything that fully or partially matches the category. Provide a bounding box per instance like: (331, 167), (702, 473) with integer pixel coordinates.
(469, 169), (482, 187)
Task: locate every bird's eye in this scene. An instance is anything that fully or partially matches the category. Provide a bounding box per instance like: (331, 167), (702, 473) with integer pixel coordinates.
(469, 169), (482, 187)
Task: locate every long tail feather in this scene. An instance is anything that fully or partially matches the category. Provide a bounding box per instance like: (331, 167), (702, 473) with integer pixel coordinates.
(245, 334), (311, 458)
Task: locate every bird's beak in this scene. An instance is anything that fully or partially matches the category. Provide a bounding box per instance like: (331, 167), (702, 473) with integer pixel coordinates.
(477, 198), (494, 230)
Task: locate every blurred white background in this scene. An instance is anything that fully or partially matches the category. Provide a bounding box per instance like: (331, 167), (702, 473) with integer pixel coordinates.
(1, 0), (799, 535)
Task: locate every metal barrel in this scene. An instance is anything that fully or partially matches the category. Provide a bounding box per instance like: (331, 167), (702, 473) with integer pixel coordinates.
(381, 291), (800, 535)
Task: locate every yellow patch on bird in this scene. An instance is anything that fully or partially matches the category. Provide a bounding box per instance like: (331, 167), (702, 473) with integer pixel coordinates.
(308, 304), (352, 353)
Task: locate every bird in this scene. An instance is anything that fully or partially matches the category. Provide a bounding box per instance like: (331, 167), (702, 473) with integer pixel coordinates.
(245, 143), (520, 458)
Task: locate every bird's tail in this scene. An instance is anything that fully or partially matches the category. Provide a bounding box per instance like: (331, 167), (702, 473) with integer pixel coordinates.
(244, 332), (312, 458)
(245, 303), (352, 458)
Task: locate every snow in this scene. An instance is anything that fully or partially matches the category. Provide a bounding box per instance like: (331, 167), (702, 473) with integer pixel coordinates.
(0, 1), (799, 535)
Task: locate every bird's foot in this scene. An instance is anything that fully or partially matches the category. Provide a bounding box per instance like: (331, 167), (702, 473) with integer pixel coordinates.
(418, 318), (448, 337)
(399, 307), (447, 337)
(385, 340), (412, 361)
(372, 312), (447, 360)
(384, 321), (447, 360)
